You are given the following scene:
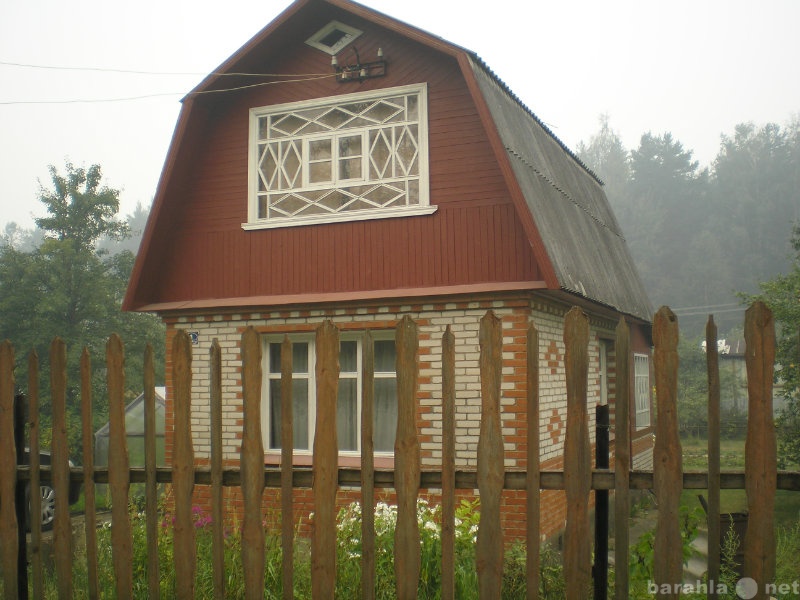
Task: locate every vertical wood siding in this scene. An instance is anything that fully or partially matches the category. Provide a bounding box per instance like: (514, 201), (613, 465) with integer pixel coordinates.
(136, 30), (540, 308)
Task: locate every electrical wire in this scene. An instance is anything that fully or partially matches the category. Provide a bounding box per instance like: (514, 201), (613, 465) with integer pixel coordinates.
(0, 60), (331, 78)
(671, 306), (746, 317)
(0, 73), (337, 105)
(671, 302), (742, 312)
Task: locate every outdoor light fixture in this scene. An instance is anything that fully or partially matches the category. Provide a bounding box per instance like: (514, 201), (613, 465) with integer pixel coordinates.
(332, 47), (386, 82)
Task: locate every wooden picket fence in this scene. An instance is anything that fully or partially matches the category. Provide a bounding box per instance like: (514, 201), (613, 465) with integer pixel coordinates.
(1, 301), (799, 599)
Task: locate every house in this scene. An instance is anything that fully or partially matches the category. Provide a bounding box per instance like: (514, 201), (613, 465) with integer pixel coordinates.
(123, 0), (654, 541)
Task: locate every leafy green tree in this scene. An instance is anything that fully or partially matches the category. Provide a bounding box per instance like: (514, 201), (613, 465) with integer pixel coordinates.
(744, 226), (800, 467)
(0, 162), (164, 458)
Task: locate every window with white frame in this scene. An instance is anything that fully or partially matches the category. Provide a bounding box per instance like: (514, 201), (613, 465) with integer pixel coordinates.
(245, 83), (434, 229)
(263, 334), (397, 454)
(634, 353), (651, 429)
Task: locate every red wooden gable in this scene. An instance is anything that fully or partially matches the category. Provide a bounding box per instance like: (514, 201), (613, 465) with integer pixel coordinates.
(123, 0), (566, 313)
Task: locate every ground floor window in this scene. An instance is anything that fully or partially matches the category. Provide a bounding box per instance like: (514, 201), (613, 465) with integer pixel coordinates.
(634, 353), (651, 429)
(263, 334), (397, 455)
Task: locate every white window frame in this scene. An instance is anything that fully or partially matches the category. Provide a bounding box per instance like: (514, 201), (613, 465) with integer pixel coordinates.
(303, 132), (366, 188)
(634, 353), (651, 429)
(599, 341), (608, 406)
(244, 83), (435, 230)
(261, 332), (397, 458)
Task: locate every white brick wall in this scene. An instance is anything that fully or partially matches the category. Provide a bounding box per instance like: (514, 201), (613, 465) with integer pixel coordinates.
(168, 296), (637, 470)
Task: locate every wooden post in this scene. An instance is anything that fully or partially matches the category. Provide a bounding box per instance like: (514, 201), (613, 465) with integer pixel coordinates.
(613, 319), (630, 600)
(144, 344), (160, 599)
(172, 330), (196, 600)
(51, 337), (74, 597)
(653, 307), (682, 599)
(312, 321), (339, 600)
(107, 335), (133, 598)
(0, 340), (17, 600)
(81, 348), (99, 600)
(563, 308), (591, 600)
(28, 351), (44, 600)
(441, 326), (456, 600)
(280, 335), (294, 600)
(526, 322), (540, 600)
(743, 302), (776, 598)
(361, 331), (375, 600)
(706, 317), (721, 597)
(241, 327), (265, 599)
(477, 311), (504, 599)
(394, 315), (420, 600)
(210, 339), (225, 600)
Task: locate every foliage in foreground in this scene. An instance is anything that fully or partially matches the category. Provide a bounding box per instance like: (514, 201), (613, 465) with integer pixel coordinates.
(18, 499), (569, 599)
(10, 497), (800, 599)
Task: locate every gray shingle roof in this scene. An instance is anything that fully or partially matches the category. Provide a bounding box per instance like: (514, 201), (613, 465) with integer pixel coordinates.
(469, 56), (653, 322)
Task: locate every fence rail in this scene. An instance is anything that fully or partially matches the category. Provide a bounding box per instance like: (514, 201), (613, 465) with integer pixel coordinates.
(1, 302), (799, 600)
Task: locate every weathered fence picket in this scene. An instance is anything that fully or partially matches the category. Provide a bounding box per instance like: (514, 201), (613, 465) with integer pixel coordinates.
(613, 317), (631, 600)
(743, 302), (777, 600)
(107, 334), (132, 600)
(80, 348), (98, 600)
(209, 339), (224, 599)
(441, 326), (456, 600)
(27, 352), (43, 600)
(50, 338), (73, 598)
(653, 307), (683, 600)
(361, 330), (376, 600)
(312, 321), (339, 600)
(394, 315), (421, 600)
(563, 307), (592, 599)
(144, 344), (160, 599)
(0, 341), (17, 600)
(172, 330), (195, 599)
(1, 302), (796, 599)
(526, 322), (540, 600)
(241, 326), (265, 599)
(280, 335), (294, 600)
(477, 311), (504, 599)
(706, 316), (721, 597)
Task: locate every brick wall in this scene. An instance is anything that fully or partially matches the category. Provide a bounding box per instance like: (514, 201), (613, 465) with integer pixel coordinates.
(161, 292), (646, 541)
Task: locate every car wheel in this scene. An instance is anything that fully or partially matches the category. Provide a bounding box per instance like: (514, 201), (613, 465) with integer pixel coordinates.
(26, 483), (56, 531)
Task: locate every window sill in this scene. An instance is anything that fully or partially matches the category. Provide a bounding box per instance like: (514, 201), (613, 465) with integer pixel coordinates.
(242, 205), (437, 230)
(264, 452), (395, 470)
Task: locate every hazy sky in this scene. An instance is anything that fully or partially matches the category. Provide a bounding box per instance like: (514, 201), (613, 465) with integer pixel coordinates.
(1, 0), (798, 231)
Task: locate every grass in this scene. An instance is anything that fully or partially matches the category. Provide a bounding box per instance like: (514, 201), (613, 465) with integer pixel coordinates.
(680, 435), (800, 529)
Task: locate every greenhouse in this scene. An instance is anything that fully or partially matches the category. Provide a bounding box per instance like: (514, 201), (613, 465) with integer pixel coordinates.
(95, 386), (166, 469)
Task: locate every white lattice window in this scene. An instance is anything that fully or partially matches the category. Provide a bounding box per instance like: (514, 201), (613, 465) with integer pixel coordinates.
(634, 353), (651, 429)
(245, 83), (435, 229)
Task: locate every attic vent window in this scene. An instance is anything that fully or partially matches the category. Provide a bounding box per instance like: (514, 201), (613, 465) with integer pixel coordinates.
(306, 21), (362, 55)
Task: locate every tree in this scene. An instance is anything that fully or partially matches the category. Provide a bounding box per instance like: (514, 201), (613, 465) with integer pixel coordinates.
(35, 163), (129, 252)
(712, 122), (800, 292)
(576, 114), (631, 207)
(627, 132), (709, 312)
(0, 162), (164, 458)
(744, 226), (800, 467)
